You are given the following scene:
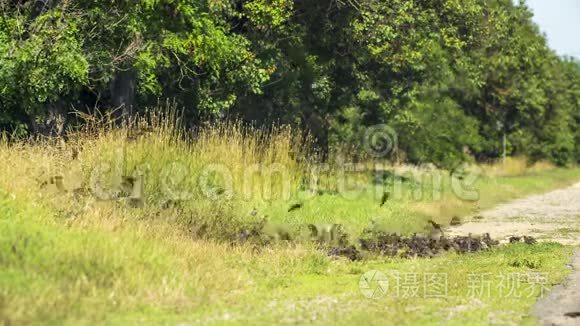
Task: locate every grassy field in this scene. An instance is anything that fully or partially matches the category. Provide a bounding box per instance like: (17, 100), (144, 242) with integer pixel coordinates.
(1, 117), (580, 324)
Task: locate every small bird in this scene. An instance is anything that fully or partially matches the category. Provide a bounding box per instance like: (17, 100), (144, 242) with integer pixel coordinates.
(128, 175), (144, 207)
(288, 203), (303, 212)
(120, 176), (136, 195)
(45, 175), (67, 193)
(565, 312), (580, 318)
(428, 220), (443, 230)
(379, 191), (390, 207)
(450, 216), (462, 226)
(71, 147), (80, 160)
(509, 236), (522, 243)
(427, 220), (444, 241)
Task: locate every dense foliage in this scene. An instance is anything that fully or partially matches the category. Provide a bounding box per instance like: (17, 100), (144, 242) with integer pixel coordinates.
(1, 0), (579, 166)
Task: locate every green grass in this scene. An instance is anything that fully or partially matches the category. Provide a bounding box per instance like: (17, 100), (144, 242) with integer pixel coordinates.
(1, 193), (572, 324)
(254, 167), (580, 236)
(1, 119), (580, 324)
(409, 167), (580, 223)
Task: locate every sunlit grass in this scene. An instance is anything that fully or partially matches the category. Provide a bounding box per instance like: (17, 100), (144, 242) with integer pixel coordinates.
(481, 156), (555, 177)
(1, 111), (580, 324)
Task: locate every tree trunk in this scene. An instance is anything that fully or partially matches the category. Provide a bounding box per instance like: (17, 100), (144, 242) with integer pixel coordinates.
(110, 68), (136, 124)
(30, 0), (61, 20)
(29, 101), (67, 137)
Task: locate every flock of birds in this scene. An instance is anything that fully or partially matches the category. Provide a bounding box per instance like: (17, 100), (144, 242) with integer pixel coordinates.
(39, 172), (536, 262)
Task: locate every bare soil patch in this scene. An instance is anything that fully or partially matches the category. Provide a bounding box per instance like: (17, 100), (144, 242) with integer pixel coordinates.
(448, 183), (580, 244)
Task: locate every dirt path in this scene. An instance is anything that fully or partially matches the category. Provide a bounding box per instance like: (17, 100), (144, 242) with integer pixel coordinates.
(447, 183), (580, 325)
(531, 249), (580, 326)
(448, 182), (580, 244)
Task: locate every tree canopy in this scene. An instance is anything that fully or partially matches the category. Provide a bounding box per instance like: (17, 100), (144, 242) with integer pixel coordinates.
(1, 0), (579, 167)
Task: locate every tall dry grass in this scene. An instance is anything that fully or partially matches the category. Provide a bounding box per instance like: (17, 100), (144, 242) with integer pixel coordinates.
(0, 109), (571, 241)
(480, 157), (555, 177)
(0, 108), (311, 239)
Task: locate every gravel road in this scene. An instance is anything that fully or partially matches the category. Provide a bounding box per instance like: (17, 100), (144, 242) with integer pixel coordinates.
(448, 183), (580, 325)
(448, 182), (580, 244)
